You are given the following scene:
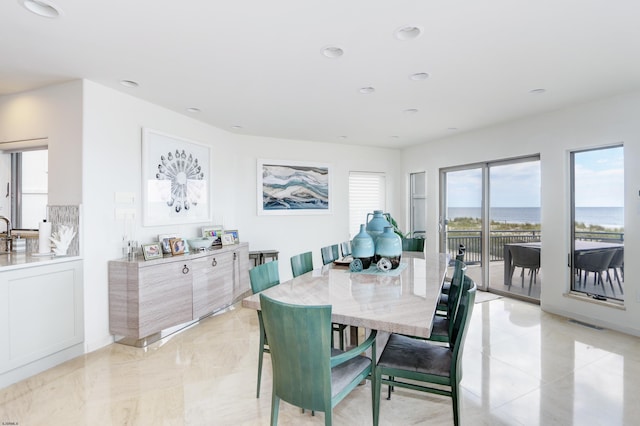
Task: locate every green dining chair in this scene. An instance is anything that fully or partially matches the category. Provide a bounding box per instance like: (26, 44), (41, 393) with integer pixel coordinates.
(429, 274), (472, 344)
(321, 244), (340, 265)
(401, 237), (425, 252)
(374, 279), (477, 426)
(259, 294), (377, 426)
(441, 244), (466, 296)
(290, 249), (346, 349)
(437, 258), (466, 316)
(290, 251), (313, 277)
(340, 241), (352, 257)
(249, 260), (280, 398)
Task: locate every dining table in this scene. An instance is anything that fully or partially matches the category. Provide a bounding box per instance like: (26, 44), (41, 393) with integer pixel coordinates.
(503, 240), (623, 286)
(242, 251), (449, 339)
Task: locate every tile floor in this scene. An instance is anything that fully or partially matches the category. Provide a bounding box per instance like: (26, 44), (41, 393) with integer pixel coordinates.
(1, 296), (640, 425)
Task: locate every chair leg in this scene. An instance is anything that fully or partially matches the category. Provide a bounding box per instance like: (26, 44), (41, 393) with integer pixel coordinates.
(270, 395), (280, 426)
(257, 322), (266, 398)
(452, 382), (461, 426)
(373, 369), (382, 426)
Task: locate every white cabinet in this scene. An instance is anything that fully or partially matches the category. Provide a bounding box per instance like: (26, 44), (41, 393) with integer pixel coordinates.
(0, 259), (83, 387)
(109, 243), (249, 341)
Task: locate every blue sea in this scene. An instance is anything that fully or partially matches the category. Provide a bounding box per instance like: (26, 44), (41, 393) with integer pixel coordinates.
(448, 207), (623, 228)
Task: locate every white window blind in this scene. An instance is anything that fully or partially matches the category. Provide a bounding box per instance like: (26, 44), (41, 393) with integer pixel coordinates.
(349, 172), (386, 238)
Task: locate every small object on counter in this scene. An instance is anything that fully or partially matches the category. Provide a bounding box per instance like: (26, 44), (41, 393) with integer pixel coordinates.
(349, 258), (363, 272)
(38, 219), (52, 254)
(12, 236), (26, 252)
(376, 257), (392, 272)
(49, 225), (76, 256)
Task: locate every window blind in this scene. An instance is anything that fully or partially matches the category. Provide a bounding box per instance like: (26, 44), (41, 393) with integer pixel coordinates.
(348, 172), (386, 238)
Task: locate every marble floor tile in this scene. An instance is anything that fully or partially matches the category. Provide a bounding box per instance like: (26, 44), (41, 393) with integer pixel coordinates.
(2, 297), (640, 425)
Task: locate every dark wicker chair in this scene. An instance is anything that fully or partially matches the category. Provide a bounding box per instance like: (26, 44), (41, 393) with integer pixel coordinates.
(509, 245), (541, 295)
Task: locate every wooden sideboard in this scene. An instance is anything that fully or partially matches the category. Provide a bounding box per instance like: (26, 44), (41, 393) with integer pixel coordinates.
(108, 242), (249, 343)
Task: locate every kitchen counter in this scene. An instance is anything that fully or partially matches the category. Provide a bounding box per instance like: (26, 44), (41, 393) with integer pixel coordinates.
(0, 252), (81, 271)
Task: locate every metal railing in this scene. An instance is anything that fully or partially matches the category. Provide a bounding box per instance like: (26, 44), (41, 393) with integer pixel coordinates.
(445, 229), (623, 264)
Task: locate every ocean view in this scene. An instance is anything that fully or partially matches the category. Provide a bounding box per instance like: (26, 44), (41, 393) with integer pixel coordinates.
(448, 207), (624, 228)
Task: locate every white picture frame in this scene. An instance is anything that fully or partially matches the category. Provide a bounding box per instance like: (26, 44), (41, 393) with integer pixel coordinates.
(257, 159), (331, 215)
(142, 128), (211, 226)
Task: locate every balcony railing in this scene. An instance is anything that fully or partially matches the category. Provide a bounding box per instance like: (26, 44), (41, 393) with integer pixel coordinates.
(445, 230), (623, 264)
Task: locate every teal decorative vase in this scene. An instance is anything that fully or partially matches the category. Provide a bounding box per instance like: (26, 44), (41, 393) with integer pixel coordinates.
(351, 224), (375, 269)
(375, 226), (402, 269)
(366, 210), (391, 239)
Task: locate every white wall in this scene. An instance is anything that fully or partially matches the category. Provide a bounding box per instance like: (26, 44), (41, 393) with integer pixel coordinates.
(82, 80), (402, 350)
(402, 91), (640, 336)
(0, 81), (83, 206)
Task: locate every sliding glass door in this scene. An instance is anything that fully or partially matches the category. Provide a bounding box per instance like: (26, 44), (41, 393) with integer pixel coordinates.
(441, 156), (541, 301)
(440, 167), (485, 288)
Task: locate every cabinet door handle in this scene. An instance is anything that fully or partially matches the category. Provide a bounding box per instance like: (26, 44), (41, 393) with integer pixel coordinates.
(212, 258), (217, 267)
(182, 265), (189, 274)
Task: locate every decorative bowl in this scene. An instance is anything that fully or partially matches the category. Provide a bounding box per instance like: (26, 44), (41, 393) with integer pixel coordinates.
(187, 237), (214, 250)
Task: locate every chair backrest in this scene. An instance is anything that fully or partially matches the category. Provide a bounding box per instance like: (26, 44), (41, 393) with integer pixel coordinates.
(450, 277), (477, 382)
(340, 241), (352, 257)
(574, 249), (616, 273)
(259, 294), (333, 412)
(510, 245), (540, 269)
(608, 247), (624, 268)
(249, 260), (280, 294)
(402, 237), (425, 252)
(321, 244), (340, 265)
(446, 260), (468, 320)
(290, 251), (314, 277)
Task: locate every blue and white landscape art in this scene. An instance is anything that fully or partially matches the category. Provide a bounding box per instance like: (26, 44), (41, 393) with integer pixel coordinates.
(262, 163), (329, 210)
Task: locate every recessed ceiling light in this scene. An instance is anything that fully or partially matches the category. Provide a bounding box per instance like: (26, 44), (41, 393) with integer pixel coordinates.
(322, 46), (344, 58)
(390, 136), (400, 139)
(120, 80), (139, 88)
(394, 26), (422, 41)
(21, 0), (62, 18)
(410, 73), (430, 81)
(529, 88), (546, 94)
(186, 108), (201, 113)
(447, 127), (458, 131)
(231, 125), (243, 130)
(359, 87), (375, 94)
(339, 136), (348, 139)
(403, 108), (419, 115)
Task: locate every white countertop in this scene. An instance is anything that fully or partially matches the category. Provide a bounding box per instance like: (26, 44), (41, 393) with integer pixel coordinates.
(0, 252), (81, 271)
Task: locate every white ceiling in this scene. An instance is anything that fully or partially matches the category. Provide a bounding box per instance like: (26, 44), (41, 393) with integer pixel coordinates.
(2, 1), (640, 148)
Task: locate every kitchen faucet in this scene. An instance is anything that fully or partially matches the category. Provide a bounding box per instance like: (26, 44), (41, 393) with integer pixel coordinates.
(0, 215), (12, 252)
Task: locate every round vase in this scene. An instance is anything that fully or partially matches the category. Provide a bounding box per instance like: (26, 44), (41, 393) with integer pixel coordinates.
(375, 226), (402, 269)
(365, 210), (391, 239)
(351, 224), (375, 269)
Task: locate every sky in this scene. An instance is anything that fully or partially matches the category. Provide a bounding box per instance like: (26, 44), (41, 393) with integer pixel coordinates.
(446, 146), (624, 208)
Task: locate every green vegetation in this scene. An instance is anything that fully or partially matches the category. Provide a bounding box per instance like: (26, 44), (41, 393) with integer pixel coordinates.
(448, 217), (624, 234)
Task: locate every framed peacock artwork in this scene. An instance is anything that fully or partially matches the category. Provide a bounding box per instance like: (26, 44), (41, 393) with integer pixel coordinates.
(142, 128), (212, 226)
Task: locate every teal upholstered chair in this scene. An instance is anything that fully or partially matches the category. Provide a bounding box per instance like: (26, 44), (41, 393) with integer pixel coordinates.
(441, 245), (466, 296)
(401, 237), (425, 252)
(290, 251), (313, 277)
(259, 294), (377, 426)
(374, 279), (477, 426)
(248, 260), (280, 398)
(321, 244), (340, 265)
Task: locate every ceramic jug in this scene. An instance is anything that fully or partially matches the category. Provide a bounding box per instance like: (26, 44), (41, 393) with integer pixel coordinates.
(365, 210), (391, 238)
(351, 224), (375, 269)
(374, 226), (402, 269)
